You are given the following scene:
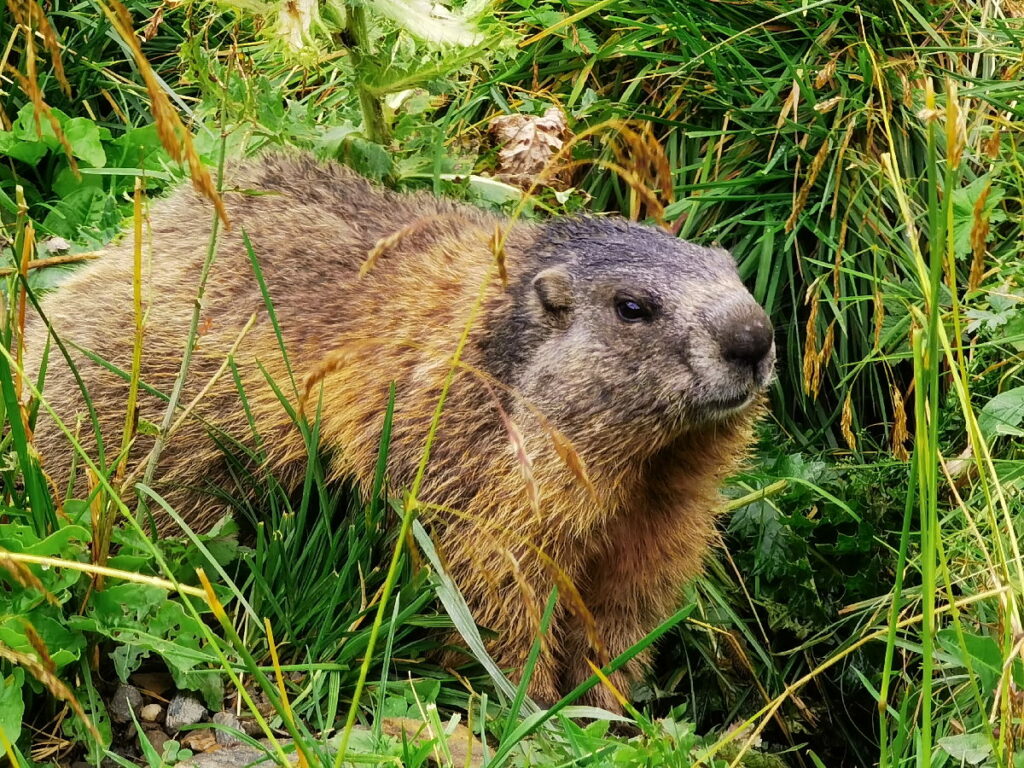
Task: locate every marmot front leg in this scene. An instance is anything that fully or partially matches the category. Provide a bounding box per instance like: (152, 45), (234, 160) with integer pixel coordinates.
(560, 505), (717, 713)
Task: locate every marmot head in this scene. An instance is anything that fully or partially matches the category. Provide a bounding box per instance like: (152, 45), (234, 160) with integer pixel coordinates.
(509, 218), (774, 446)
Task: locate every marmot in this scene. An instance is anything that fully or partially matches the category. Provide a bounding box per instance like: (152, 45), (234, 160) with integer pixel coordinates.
(24, 154), (775, 712)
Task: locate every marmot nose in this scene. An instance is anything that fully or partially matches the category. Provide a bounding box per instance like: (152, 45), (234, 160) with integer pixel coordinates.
(717, 306), (774, 371)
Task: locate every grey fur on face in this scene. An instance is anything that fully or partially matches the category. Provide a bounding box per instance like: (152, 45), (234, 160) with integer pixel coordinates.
(506, 217), (775, 443)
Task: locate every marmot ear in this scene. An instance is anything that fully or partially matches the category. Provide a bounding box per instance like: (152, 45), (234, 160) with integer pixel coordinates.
(532, 265), (573, 317)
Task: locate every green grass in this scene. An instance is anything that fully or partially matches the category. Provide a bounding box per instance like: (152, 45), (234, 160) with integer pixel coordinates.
(1, 1), (1023, 766)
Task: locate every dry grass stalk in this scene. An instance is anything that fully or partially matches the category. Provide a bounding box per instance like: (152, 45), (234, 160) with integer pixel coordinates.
(968, 181), (992, 292)
(891, 383), (910, 461)
(7, 0), (70, 96)
(14, 216), (33, 404)
(840, 389), (856, 451)
(802, 288), (820, 396)
(491, 224), (508, 286)
(495, 402), (540, 518)
(3, 64), (76, 173)
(873, 289), (885, 349)
(548, 426), (597, 502)
(584, 659), (628, 709)
(95, 0), (229, 226)
(494, 118), (674, 238)
(502, 549), (544, 649)
(607, 123), (674, 208)
(0, 640), (102, 744)
(818, 320), (835, 380)
(785, 138), (831, 232)
(944, 79), (965, 171)
(361, 216), (452, 278)
(23, 621), (57, 672)
(299, 336), (599, 503)
(0, 552), (206, 596)
(0, 549), (59, 605)
(0, 251), (101, 277)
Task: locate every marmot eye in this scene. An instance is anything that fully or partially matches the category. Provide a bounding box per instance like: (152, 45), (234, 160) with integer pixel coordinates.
(615, 297), (651, 323)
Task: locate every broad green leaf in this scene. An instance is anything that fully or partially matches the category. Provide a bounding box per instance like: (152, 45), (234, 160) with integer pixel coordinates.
(938, 629), (1002, 696)
(110, 123), (172, 171)
(951, 177), (1006, 258)
(41, 186), (109, 238)
(63, 679), (112, 763)
(13, 103), (70, 149)
(0, 131), (48, 164)
(0, 668), (25, 748)
(52, 164), (104, 199)
(345, 136), (393, 181)
(979, 386), (1024, 442)
(937, 733), (992, 765)
(371, 0), (482, 46)
(65, 118), (107, 167)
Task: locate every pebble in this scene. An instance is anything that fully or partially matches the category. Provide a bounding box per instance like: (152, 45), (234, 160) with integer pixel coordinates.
(165, 693), (207, 732)
(108, 684), (143, 724)
(212, 711), (245, 747)
(179, 744), (296, 767)
(143, 726), (171, 758)
(140, 703), (163, 723)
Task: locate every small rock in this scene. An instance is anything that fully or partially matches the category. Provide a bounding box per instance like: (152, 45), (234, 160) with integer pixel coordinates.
(142, 726), (171, 758)
(179, 744), (290, 768)
(140, 703), (163, 723)
(166, 693), (207, 732)
(181, 730), (219, 753)
(109, 684), (143, 724)
(212, 712), (245, 747)
(42, 236), (71, 253)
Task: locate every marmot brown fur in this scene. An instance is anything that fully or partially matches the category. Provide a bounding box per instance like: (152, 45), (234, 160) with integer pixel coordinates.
(24, 154), (775, 712)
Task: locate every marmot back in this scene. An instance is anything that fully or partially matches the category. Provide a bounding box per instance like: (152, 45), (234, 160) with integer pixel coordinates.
(24, 153), (775, 712)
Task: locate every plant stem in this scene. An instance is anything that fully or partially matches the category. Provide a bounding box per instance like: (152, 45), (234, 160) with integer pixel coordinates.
(136, 134), (227, 523)
(345, 4), (388, 145)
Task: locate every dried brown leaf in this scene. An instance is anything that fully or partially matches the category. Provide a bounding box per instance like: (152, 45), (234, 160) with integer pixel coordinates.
(814, 56), (838, 89)
(490, 106), (573, 190)
(983, 121), (1002, 159)
(141, 1), (168, 42)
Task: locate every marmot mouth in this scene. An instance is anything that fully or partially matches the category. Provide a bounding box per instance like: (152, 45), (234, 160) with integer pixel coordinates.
(704, 391), (755, 416)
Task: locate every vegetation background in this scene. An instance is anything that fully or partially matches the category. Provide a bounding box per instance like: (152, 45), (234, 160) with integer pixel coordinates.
(0, 0), (1022, 766)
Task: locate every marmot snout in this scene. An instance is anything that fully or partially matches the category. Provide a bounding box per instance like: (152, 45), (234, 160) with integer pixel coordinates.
(24, 154), (772, 712)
